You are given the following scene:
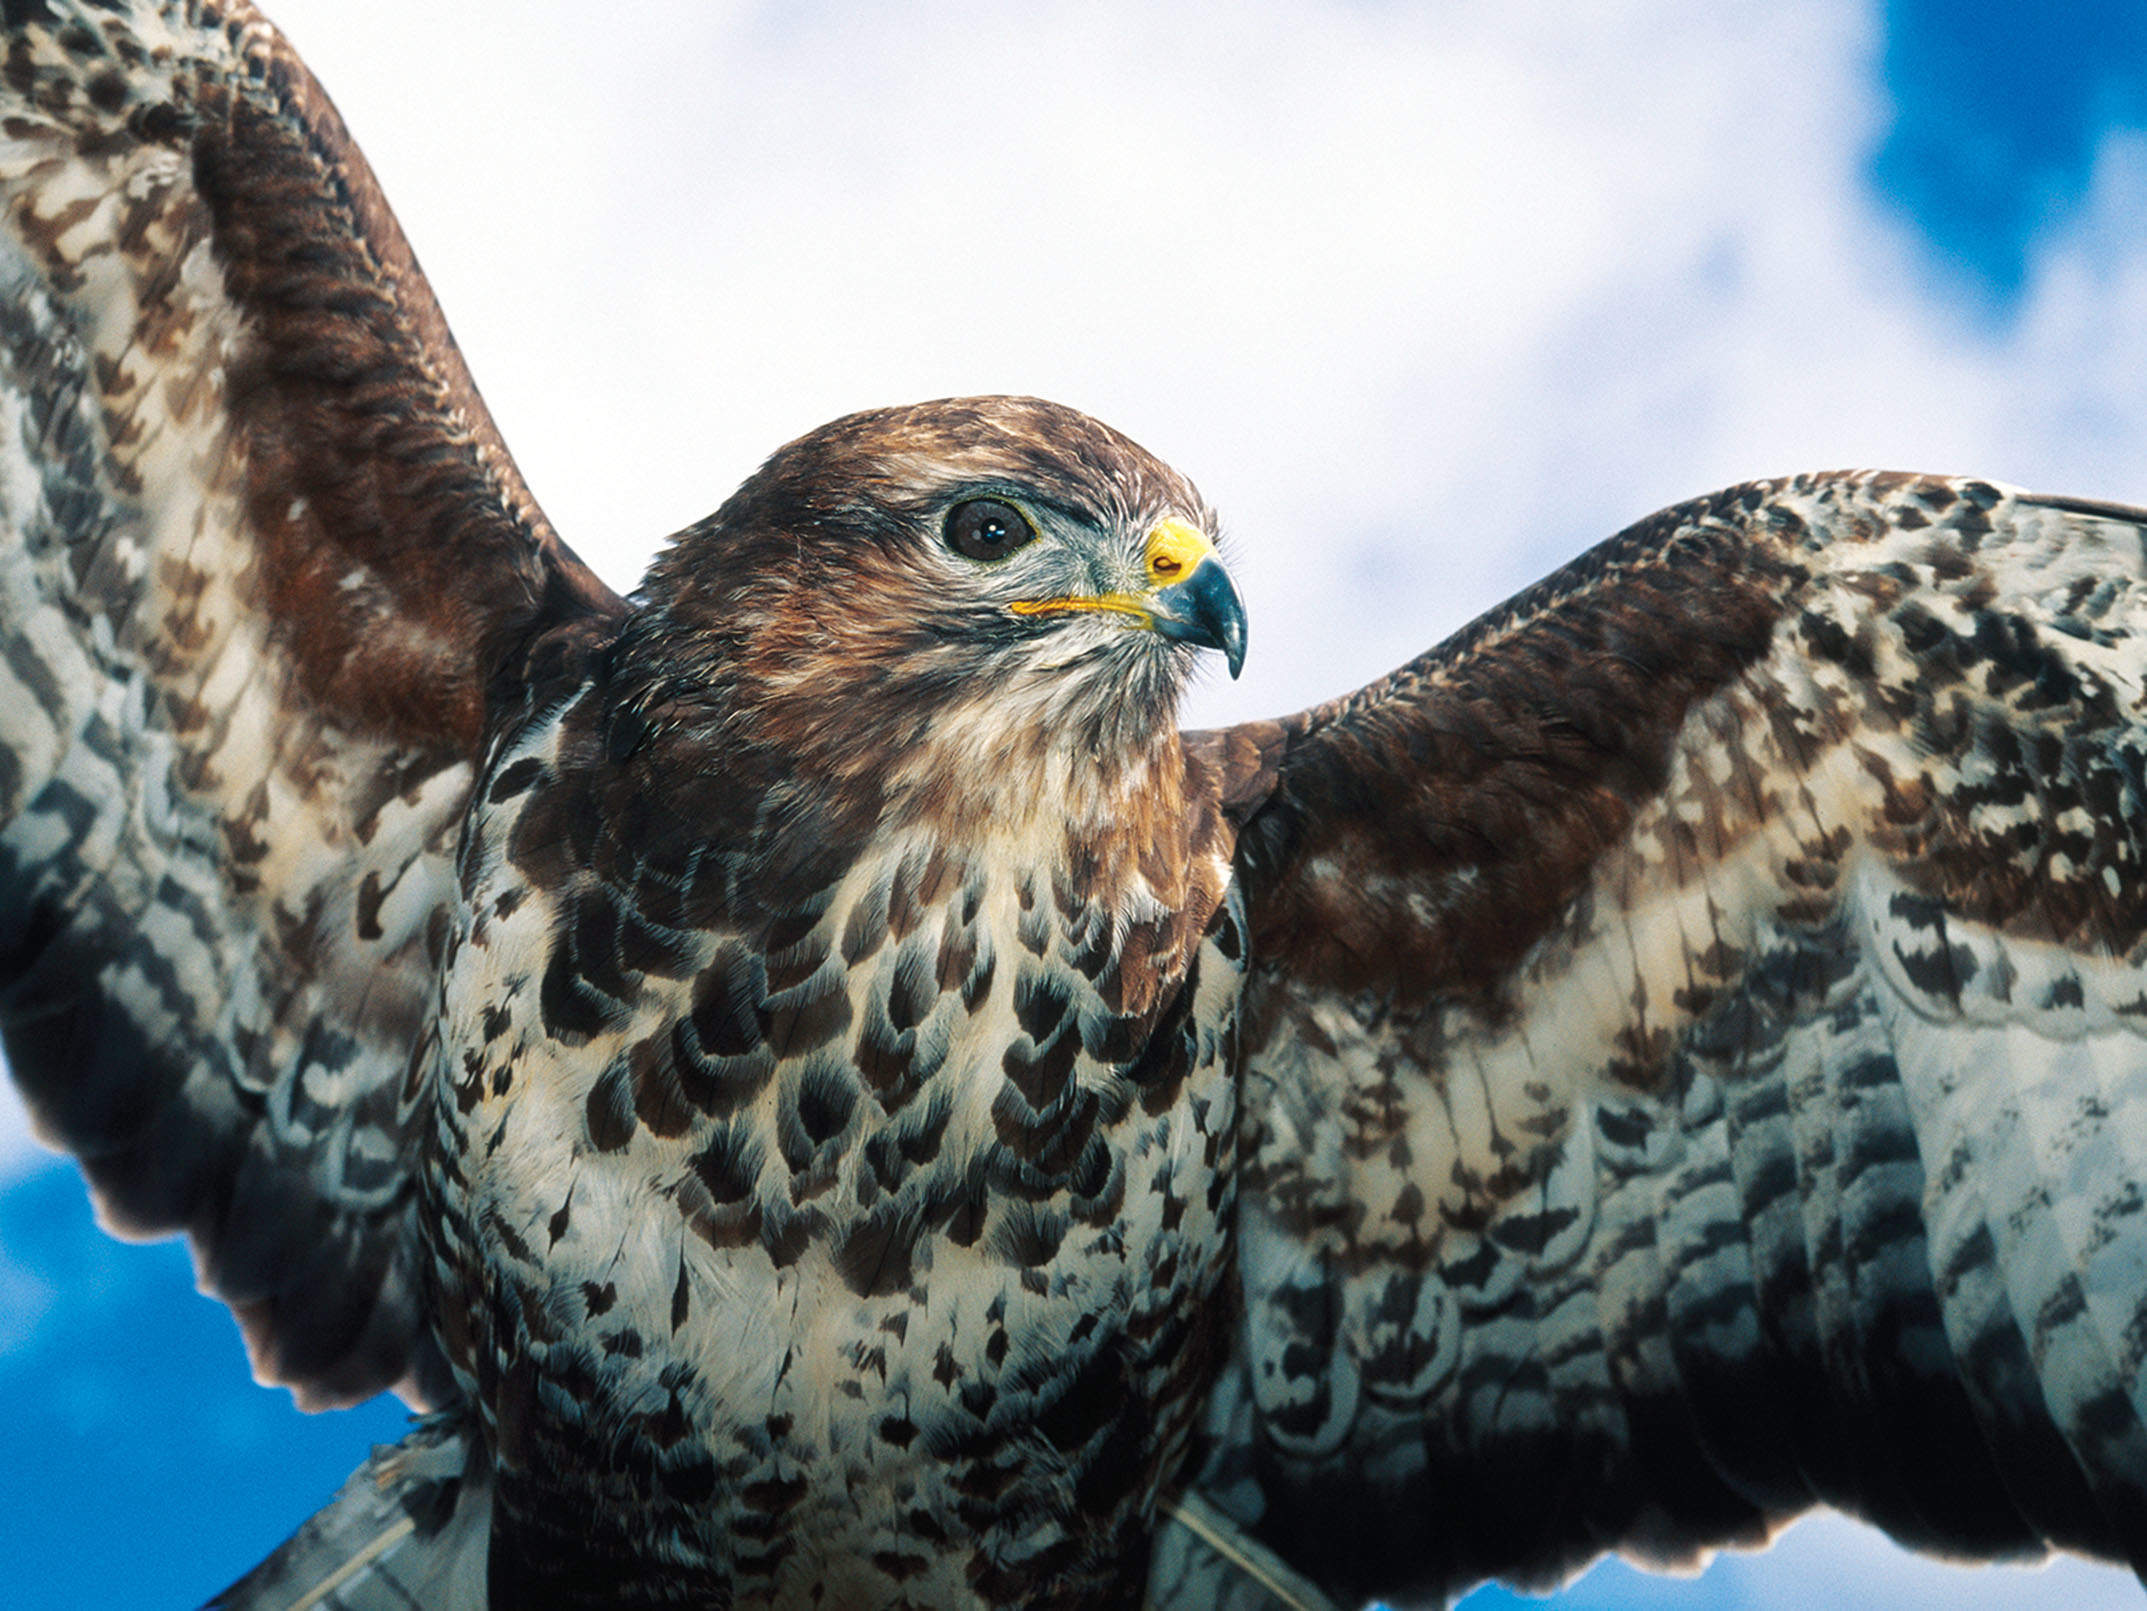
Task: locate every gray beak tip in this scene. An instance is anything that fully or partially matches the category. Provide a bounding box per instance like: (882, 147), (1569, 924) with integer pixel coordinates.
(1155, 556), (1249, 680)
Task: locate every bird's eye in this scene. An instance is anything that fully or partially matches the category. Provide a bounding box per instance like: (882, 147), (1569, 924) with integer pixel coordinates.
(944, 498), (1036, 562)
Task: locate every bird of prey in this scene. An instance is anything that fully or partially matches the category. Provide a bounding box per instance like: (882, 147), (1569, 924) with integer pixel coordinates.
(6, 3), (2147, 1608)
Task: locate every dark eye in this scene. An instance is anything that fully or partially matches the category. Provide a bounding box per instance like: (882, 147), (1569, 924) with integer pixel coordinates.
(944, 498), (1036, 562)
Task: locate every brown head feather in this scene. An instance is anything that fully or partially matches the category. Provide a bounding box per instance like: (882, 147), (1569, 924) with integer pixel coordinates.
(611, 397), (1220, 852)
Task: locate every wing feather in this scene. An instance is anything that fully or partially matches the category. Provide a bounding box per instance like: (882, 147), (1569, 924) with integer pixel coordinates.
(0, 0), (622, 1409)
(1182, 474), (2147, 1603)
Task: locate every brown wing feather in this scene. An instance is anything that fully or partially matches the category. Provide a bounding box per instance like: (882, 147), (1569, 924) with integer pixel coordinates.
(1222, 482), (1803, 1006)
(0, 0), (623, 1409)
(1183, 473), (2147, 1604)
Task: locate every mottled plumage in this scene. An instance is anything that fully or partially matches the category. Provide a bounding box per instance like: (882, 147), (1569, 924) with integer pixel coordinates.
(7, 4), (2147, 1610)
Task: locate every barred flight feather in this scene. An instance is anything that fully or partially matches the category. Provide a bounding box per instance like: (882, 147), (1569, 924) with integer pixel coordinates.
(1187, 475), (2147, 1604)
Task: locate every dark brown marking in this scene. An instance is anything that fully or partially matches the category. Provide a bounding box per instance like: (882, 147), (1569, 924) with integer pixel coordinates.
(583, 1063), (636, 1152)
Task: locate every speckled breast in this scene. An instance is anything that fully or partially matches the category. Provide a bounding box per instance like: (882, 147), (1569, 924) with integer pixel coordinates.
(418, 697), (1247, 1608)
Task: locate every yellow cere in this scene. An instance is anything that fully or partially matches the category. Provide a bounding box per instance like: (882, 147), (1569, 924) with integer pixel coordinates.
(1143, 518), (1215, 588)
(1007, 516), (1214, 624)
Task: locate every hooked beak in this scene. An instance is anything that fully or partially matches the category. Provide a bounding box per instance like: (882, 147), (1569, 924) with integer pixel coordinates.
(1143, 518), (1248, 679)
(1149, 552), (1248, 678)
(1006, 516), (1250, 679)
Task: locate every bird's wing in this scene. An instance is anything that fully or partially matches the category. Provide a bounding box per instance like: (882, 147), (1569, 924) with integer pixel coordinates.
(0, 0), (622, 1410)
(1187, 473), (2147, 1605)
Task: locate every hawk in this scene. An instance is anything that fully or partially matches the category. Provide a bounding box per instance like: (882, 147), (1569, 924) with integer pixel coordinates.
(5, 3), (2147, 1608)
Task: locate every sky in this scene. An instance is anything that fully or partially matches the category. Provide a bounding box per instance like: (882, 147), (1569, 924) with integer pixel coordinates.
(3, 0), (2147, 1605)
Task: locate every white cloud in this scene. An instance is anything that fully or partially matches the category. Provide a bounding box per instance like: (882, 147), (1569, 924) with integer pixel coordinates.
(6, 0), (2147, 1601)
(1518, 1510), (2146, 1610)
(225, 0), (2147, 725)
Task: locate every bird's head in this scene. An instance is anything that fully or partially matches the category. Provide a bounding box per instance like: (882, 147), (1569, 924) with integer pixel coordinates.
(618, 397), (1246, 823)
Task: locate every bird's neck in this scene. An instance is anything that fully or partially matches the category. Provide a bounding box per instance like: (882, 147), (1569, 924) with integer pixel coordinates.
(604, 621), (1199, 908)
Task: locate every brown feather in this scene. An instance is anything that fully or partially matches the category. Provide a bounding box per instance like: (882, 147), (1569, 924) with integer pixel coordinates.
(1193, 472), (2147, 1603)
(0, 0), (618, 1411)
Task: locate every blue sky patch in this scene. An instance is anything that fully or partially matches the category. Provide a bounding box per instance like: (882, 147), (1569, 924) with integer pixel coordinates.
(0, 1163), (410, 1609)
(1873, 0), (2147, 306)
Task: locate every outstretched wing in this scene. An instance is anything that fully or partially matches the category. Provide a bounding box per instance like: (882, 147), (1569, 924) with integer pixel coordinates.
(1188, 473), (2147, 1605)
(0, 0), (621, 1409)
